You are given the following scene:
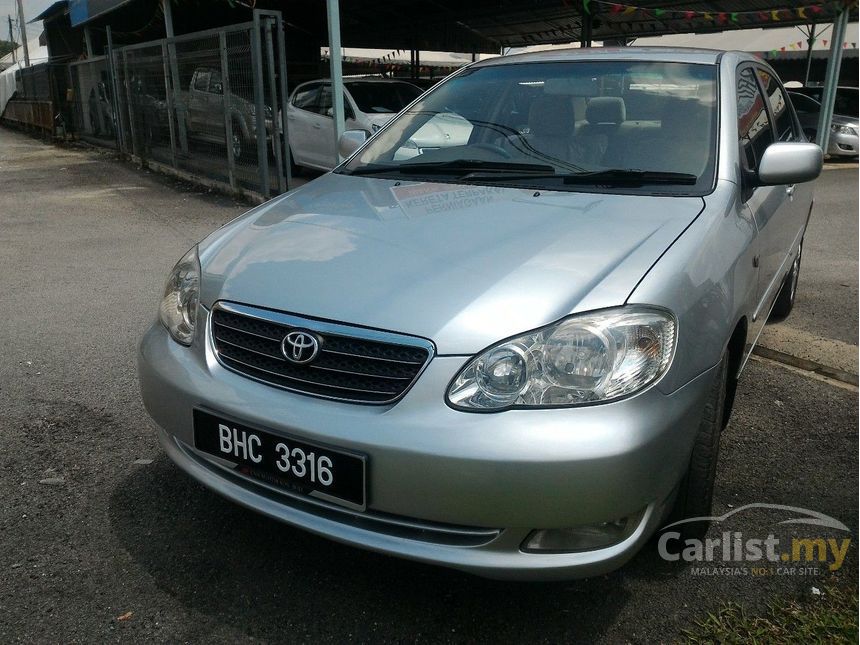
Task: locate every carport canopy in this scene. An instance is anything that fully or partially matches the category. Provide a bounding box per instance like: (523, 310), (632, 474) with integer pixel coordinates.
(320, 0), (857, 163)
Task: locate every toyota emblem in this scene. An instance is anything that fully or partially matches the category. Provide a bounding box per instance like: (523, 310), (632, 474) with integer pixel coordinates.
(281, 330), (320, 364)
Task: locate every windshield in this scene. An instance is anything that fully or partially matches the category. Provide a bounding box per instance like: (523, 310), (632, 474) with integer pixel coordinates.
(340, 61), (718, 194)
(346, 81), (423, 114)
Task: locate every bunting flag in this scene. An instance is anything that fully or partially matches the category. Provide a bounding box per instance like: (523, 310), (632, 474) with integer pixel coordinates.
(590, 1), (857, 24)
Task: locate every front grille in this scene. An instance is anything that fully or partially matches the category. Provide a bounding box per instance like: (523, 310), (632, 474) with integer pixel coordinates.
(209, 302), (433, 404)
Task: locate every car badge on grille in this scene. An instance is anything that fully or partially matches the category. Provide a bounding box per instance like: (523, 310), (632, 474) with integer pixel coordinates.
(281, 330), (320, 364)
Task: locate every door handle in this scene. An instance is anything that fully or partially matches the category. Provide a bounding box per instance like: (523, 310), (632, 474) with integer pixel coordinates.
(786, 184), (796, 198)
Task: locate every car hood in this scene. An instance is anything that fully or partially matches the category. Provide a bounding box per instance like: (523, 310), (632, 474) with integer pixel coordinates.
(362, 112), (397, 128)
(199, 173), (705, 354)
(832, 113), (859, 127)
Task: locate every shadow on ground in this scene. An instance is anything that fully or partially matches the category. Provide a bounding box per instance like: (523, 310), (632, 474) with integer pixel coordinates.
(108, 454), (683, 642)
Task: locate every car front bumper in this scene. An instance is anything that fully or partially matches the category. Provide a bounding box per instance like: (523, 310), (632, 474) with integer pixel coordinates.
(138, 306), (716, 580)
(828, 129), (859, 157)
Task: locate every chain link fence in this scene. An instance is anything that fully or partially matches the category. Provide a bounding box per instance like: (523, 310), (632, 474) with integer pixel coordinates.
(69, 56), (118, 145)
(69, 10), (290, 199)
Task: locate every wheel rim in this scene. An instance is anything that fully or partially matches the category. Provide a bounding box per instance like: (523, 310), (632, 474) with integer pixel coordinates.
(232, 133), (241, 159)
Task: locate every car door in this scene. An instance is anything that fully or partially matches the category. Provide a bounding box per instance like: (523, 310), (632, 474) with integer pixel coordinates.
(315, 84), (359, 168)
(756, 67), (808, 274)
(736, 65), (792, 328)
(207, 70), (226, 142)
(287, 82), (320, 167)
(314, 84), (338, 168)
(187, 69), (210, 135)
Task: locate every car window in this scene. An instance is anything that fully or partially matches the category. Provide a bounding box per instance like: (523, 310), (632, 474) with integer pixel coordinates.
(345, 82), (422, 114)
(789, 92), (821, 113)
(738, 67), (774, 172)
(209, 71), (223, 95)
(292, 83), (320, 112)
(757, 69), (795, 141)
(314, 85), (354, 119)
(193, 71), (210, 92)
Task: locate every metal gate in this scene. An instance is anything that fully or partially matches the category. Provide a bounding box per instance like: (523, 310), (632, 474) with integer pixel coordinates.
(70, 9), (291, 199)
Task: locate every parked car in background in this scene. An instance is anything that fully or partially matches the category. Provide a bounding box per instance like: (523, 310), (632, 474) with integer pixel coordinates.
(140, 48), (822, 580)
(788, 88), (859, 158)
(287, 78), (421, 171)
(183, 66), (272, 161)
(128, 75), (169, 149)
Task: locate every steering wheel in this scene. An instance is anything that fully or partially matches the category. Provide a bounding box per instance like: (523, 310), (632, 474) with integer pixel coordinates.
(469, 142), (512, 159)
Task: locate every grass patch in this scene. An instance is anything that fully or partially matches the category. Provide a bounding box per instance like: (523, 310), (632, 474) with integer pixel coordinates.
(683, 584), (858, 644)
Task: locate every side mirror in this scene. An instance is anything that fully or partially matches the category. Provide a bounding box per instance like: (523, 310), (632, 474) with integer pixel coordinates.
(758, 142), (823, 185)
(338, 129), (368, 159)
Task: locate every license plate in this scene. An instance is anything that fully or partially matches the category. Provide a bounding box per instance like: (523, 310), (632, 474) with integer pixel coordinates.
(193, 409), (366, 510)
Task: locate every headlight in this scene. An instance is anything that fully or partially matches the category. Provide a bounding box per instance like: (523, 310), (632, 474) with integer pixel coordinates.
(447, 307), (676, 411)
(159, 246), (200, 345)
(831, 124), (857, 136)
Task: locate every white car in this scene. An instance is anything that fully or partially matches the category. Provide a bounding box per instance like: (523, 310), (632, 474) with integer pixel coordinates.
(287, 78), (422, 171)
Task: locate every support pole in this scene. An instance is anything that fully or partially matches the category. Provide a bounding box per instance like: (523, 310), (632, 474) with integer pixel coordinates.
(803, 23), (817, 87)
(219, 31), (236, 191)
(326, 0), (345, 164)
(252, 11), (270, 196)
(581, 1), (593, 48)
(123, 50), (139, 157)
(264, 18), (285, 193)
(161, 40), (178, 168)
(105, 26), (124, 152)
(8, 15), (17, 63)
(816, 8), (849, 155)
(163, 0), (188, 154)
(15, 0), (28, 66)
(84, 26), (93, 57)
(275, 12), (292, 190)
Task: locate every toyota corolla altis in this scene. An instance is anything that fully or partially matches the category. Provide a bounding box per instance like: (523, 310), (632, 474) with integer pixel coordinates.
(138, 48), (822, 580)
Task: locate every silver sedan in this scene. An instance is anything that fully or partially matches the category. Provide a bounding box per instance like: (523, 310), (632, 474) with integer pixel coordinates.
(139, 48), (822, 580)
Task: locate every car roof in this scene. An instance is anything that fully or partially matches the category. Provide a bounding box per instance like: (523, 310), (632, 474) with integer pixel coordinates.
(471, 46), (742, 67)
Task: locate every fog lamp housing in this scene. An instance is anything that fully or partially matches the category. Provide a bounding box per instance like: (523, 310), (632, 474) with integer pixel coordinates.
(521, 510), (644, 553)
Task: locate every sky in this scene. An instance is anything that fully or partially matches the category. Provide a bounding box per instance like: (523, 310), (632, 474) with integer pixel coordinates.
(0, 0), (55, 42)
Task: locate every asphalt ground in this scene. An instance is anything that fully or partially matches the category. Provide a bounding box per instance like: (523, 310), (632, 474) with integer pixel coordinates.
(0, 126), (857, 643)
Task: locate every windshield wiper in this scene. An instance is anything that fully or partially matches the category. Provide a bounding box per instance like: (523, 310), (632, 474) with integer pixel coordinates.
(561, 169), (698, 185)
(456, 168), (699, 186)
(347, 160), (556, 177)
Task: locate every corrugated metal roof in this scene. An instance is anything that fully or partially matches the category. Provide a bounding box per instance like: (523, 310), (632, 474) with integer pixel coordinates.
(326, 0), (860, 52)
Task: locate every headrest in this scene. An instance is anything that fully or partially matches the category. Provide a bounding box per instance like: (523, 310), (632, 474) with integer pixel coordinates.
(586, 96), (626, 125)
(529, 94), (575, 137)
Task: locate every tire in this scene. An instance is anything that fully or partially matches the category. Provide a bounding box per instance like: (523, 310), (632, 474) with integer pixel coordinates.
(230, 123), (246, 162)
(665, 353), (728, 541)
(769, 240), (802, 322)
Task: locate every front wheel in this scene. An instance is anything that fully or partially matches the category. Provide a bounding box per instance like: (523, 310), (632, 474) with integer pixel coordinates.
(769, 241), (802, 322)
(230, 130), (244, 161)
(664, 353), (728, 540)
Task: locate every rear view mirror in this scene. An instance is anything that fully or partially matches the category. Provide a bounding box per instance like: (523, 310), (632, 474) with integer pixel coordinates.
(338, 129), (368, 159)
(758, 142), (823, 185)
